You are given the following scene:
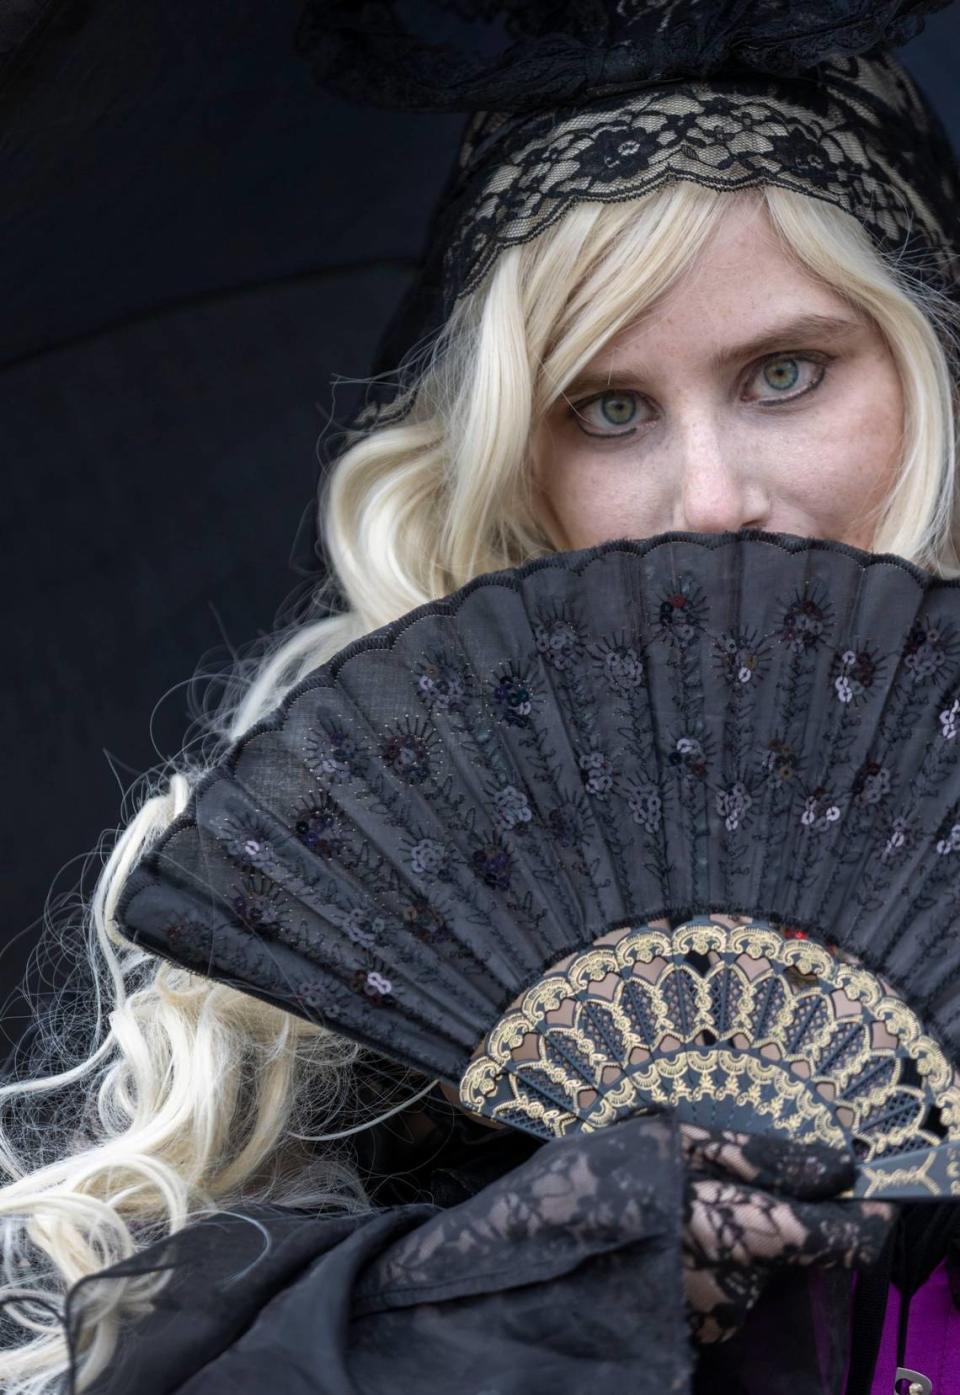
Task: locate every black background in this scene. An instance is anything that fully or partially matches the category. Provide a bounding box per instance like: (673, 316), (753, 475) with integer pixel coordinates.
(2, 1), (959, 1064)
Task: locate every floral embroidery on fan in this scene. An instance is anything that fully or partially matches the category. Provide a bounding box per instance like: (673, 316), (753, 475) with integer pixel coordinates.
(490, 665), (535, 727)
(241, 836), (265, 863)
(533, 609), (584, 671)
(936, 818), (960, 856)
(414, 651), (475, 715)
(229, 871), (287, 937)
(761, 737), (800, 784)
(588, 636), (647, 693)
(162, 912), (215, 971)
(778, 588), (833, 655)
(851, 759), (892, 808)
(669, 733), (709, 779)
(471, 838), (514, 890)
(294, 792), (352, 859)
(655, 579), (707, 646)
(939, 696), (960, 740)
(713, 629), (769, 687)
(407, 836), (450, 878)
(291, 979), (327, 1015)
(880, 814), (915, 864)
(303, 721), (367, 783)
(800, 788), (843, 832)
(578, 748), (616, 797)
(832, 646), (882, 705)
(716, 780), (754, 832)
(546, 800), (587, 849)
(380, 719), (437, 784)
(903, 614), (953, 682)
(401, 896), (452, 945)
(493, 782), (534, 829)
(351, 965), (395, 1005)
(219, 809), (278, 872)
(624, 777), (663, 834)
(338, 907), (387, 951)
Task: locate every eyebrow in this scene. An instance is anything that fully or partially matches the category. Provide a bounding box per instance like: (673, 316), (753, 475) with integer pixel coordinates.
(564, 313), (863, 396)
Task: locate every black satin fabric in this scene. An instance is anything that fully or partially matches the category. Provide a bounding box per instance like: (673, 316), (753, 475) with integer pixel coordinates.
(63, 1081), (865, 1395)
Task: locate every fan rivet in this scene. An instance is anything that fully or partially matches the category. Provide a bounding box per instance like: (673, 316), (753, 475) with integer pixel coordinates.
(897, 1377), (933, 1395)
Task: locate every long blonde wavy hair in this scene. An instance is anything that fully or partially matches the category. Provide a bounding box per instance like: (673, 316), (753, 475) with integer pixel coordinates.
(3, 180), (960, 1394)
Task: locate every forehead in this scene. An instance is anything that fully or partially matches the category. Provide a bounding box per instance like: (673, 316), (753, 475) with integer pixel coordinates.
(589, 199), (864, 368)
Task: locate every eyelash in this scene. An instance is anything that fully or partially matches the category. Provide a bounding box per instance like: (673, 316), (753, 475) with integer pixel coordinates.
(567, 353), (833, 438)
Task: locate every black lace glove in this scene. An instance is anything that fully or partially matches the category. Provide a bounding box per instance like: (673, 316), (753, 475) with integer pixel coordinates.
(680, 1123), (895, 1345)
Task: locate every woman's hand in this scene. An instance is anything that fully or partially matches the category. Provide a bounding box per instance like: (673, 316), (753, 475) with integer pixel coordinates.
(680, 1123), (894, 1344)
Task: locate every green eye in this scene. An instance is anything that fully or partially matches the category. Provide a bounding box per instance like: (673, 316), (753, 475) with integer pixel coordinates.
(763, 359), (801, 391)
(749, 354), (829, 403)
(598, 394), (637, 426)
(569, 390), (642, 436)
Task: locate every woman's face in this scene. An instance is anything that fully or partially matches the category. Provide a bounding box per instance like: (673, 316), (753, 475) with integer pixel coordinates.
(531, 198), (904, 551)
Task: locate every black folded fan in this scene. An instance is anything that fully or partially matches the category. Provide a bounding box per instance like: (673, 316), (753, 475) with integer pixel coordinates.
(116, 530), (960, 1200)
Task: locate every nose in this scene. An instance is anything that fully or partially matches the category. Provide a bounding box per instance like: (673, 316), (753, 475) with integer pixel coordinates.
(670, 419), (768, 534)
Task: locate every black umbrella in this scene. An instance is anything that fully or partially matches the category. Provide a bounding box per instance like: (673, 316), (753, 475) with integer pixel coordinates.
(2, 0), (958, 1063)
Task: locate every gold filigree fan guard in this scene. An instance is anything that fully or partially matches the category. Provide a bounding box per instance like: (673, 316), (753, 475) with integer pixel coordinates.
(459, 915), (960, 1199)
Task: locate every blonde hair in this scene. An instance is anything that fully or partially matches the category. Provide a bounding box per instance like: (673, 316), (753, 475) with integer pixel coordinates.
(3, 181), (959, 1394)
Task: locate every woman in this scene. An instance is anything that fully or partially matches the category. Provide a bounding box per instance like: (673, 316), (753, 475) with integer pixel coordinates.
(3, 4), (960, 1393)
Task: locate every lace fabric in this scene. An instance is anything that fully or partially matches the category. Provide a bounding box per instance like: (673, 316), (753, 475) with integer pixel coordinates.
(447, 55), (956, 298)
(63, 1105), (899, 1395)
(292, 3), (960, 438)
(355, 48), (960, 435)
(352, 1107), (680, 1309)
(679, 1125), (893, 1345)
(68, 1112), (691, 1395)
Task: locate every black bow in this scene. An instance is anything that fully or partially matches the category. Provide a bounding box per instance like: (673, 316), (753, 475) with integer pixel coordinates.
(294, 0), (952, 113)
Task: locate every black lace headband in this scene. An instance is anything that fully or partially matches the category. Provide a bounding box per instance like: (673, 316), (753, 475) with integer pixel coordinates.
(291, 1), (960, 519)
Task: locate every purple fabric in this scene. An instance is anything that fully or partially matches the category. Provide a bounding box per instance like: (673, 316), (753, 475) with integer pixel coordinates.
(868, 1264), (960, 1394)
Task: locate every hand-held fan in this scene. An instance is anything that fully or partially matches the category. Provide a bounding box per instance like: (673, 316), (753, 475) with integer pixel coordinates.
(115, 530), (960, 1199)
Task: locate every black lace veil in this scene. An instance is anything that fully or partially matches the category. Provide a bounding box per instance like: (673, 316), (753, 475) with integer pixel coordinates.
(293, 0), (960, 449)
